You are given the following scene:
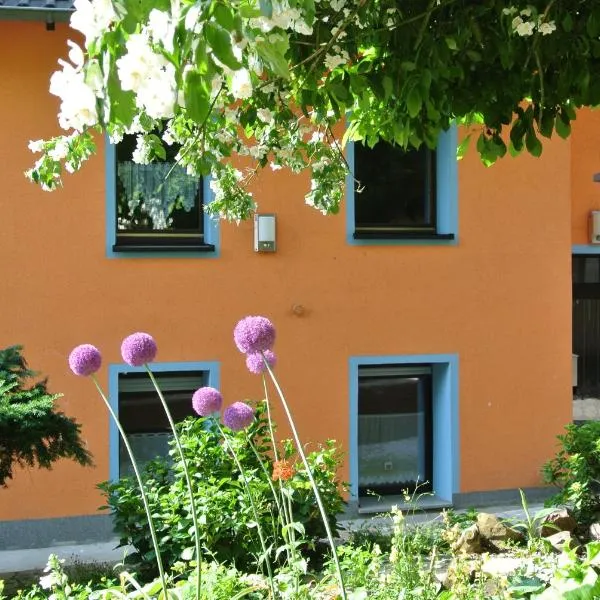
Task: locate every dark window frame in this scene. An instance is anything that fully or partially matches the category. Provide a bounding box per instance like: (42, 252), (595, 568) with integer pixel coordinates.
(357, 363), (434, 497)
(117, 370), (206, 477)
(113, 134), (215, 253)
(353, 141), (454, 241)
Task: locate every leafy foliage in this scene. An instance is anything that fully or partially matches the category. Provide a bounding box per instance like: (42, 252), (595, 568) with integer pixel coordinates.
(542, 421), (600, 523)
(0, 345), (92, 485)
(98, 404), (346, 574)
(27, 0), (600, 220)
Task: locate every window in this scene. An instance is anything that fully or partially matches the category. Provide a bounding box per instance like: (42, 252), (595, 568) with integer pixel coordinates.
(349, 354), (458, 506)
(354, 143), (437, 236)
(109, 133), (216, 254)
(117, 370), (205, 477)
(572, 255), (600, 402)
(346, 127), (458, 244)
(357, 364), (433, 497)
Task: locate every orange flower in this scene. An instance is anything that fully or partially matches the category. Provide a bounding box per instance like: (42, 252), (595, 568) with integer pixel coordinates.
(272, 459), (295, 482)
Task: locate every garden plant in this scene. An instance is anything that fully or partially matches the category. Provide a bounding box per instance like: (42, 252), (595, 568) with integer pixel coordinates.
(5, 316), (600, 599)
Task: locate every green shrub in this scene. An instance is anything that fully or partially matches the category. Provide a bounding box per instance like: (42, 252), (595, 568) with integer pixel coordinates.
(0, 345), (91, 485)
(99, 403), (346, 575)
(542, 421), (600, 522)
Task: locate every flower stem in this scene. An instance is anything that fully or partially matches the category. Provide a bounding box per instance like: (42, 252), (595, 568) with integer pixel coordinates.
(262, 355), (347, 600)
(145, 367), (202, 600)
(247, 436), (295, 566)
(216, 422), (276, 599)
(90, 375), (168, 598)
(262, 375), (279, 462)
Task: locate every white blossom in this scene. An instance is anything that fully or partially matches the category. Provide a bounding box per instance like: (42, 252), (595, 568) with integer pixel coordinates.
(330, 0), (345, 11)
(324, 50), (349, 71)
(67, 40), (85, 69)
(116, 34), (156, 92)
(539, 20), (557, 35)
(48, 139), (69, 161)
(117, 33), (177, 118)
(515, 20), (535, 36)
(39, 574), (58, 590)
(70, 0), (117, 47)
(257, 108), (274, 124)
(184, 5), (202, 33)
(147, 9), (175, 53)
(131, 135), (152, 164)
(28, 139), (44, 152)
(230, 68), (253, 99)
(331, 26), (347, 40)
(50, 61), (99, 131)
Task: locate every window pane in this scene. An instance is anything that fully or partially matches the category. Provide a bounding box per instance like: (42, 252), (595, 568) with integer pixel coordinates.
(354, 142), (436, 231)
(358, 366), (432, 496)
(116, 134), (203, 235)
(573, 256), (600, 284)
(118, 371), (205, 476)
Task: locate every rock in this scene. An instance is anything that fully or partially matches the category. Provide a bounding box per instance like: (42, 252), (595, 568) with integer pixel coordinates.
(452, 524), (484, 554)
(541, 508), (577, 537)
(439, 557), (478, 589)
(589, 522), (600, 541)
(476, 513), (524, 547)
(481, 556), (530, 577)
(545, 531), (580, 553)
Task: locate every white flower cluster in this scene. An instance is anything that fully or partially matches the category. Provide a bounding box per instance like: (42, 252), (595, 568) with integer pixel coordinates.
(70, 0), (117, 47)
(117, 31), (177, 119)
(49, 41), (100, 132)
(250, 1), (313, 35)
(504, 6), (557, 37)
(324, 48), (349, 71)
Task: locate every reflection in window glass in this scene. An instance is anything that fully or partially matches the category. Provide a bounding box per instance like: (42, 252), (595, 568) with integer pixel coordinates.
(354, 141), (436, 232)
(118, 371), (205, 477)
(358, 365), (432, 496)
(115, 134), (203, 246)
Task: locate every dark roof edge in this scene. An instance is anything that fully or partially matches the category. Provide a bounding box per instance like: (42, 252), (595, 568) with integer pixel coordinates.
(0, 7), (72, 22)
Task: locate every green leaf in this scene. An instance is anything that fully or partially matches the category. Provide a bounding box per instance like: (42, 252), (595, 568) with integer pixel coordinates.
(213, 3), (235, 30)
(445, 37), (457, 50)
(205, 22), (241, 70)
(406, 86), (422, 118)
(256, 38), (290, 79)
(555, 114), (571, 139)
(526, 129), (543, 157)
(184, 71), (211, 124)
(329, 80), (350, 102)
(538, 110), (555, 139)
(562, 13), (574, 33)
(106, 71), (136, 128)
(382, 76), (393, 99)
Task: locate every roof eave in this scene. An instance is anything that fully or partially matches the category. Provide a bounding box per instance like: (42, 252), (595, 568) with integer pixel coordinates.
(0, 7), (72, 22)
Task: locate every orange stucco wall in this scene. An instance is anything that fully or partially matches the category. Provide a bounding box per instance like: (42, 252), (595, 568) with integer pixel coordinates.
(0, 22), (574, 521)
(571, 108), (600, 245)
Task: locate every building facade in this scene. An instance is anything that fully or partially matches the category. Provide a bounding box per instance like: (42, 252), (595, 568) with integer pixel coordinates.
(0, 5), (591, 548)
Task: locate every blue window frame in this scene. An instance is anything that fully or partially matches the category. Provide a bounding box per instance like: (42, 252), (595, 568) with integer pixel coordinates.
(346, 125), (458, 245)
(349, 353), (459, 504)
(107, 360), (220, 480)
(105, 138), (220, 258)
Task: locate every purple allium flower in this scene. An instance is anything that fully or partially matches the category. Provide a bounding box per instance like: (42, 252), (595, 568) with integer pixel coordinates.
(233, 316), (276, 354)
(192, 387), (223, 417)
(68, 344), (102, 376)
(223, 402), (255, 431)
(245, 350), (276, 375)
(120, 332), (157, 367)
